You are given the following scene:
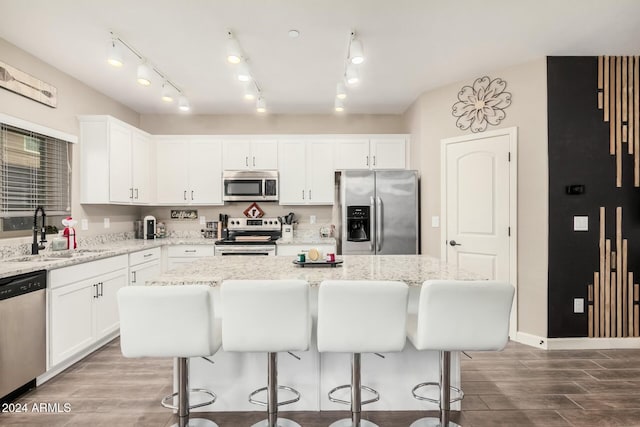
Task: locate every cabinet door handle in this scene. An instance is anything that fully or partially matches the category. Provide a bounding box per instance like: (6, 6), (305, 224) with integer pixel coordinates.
(184, 190), (187, 201)
(373, 155), (376, 166)
(302, 190), (305, 200)
(129, 188), (133, 199)
(143, 253), (153, 258)
(99, 282), (104, 297)
(185, 249), (197, 253)
(309, 189), (311, 200)
(366, 155), (369, 167)
(93, 283), (98, 298)
(132, 271), (137, 283)
(191, 190), (194, 200)
(135, 188), (139, 199)
(253, 156), (256, 167)
(245, 156), (248, 167)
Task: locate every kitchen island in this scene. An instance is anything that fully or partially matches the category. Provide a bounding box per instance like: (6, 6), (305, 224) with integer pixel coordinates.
(148, 254), (478, 413)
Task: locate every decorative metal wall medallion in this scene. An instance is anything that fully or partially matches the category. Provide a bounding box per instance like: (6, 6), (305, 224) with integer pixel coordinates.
(451, 76), (512, 132)
(0, 60), (57, 108)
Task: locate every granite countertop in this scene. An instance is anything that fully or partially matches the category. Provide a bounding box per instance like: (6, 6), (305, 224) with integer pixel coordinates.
(0, 237), (214, 279)
(147, 254), (480, 287)
(275, 236), (337, 246)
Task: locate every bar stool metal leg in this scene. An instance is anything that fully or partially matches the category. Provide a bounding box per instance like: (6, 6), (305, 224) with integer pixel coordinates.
(410, 351), (461, 427)
(328, 353), (379, 427)
(164, 358), (218, 427)
(250, 353), (302, 427)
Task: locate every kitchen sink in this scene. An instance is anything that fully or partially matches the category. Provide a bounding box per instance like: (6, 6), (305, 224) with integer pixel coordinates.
(5, 249), (108, 263)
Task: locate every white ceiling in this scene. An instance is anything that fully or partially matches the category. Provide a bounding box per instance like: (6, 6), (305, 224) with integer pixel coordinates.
(1, 0), (639, 115)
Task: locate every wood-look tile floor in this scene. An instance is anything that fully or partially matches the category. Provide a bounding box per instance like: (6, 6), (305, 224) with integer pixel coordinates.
(2, 339), (640, 426)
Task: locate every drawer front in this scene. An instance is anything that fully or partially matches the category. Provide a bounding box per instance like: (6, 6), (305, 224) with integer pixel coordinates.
(49, 255), (128, 289)
(167, 245), (215, 258)
(129, 247), (161, 266)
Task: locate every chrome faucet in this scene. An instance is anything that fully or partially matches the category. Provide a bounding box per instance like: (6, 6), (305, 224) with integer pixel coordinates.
(32, 206), (47, 255)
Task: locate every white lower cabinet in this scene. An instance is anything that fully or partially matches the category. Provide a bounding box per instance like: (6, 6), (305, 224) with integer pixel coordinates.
(167, 245), (215, 270)
(49, 255), (128, 367)
(129, 247), (161, 286)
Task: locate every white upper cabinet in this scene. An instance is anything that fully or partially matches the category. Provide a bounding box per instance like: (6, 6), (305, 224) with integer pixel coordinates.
(156, 137), (223, 205)
(223, 139), (278, 170)
(278, 139), (334, 205)
(80, 116), (153, 205)
(334, 136), (407, 170)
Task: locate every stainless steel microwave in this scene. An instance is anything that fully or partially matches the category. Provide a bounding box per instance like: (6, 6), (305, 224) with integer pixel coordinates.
(223, 170), (278, 201)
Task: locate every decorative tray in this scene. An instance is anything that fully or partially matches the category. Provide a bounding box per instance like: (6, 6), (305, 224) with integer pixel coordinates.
(292, 259), (343, 268)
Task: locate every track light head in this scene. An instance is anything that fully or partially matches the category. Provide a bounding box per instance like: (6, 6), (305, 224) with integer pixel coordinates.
(237, 61), (252, 82)
(107, 38), (123, 67)
(349, 37), (364, 65)
(226, 33), (243, 64)
(336, 82), (347, 100)
(244, 83), (257, 100)
(137, 62), (152, 86)
(178, 95), (190, 112)
(345, 64), (359, 86)
(256, 97), (266, 113)
(334, 98), (345, 112)
(161, 83), (174, 102)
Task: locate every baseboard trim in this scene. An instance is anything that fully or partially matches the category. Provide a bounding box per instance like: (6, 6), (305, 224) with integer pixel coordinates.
(38, 332), (119, 385)
(513, 331), (640, 350)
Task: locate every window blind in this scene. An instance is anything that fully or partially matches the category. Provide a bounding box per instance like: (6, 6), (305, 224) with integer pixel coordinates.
(0, 123), (71, 217)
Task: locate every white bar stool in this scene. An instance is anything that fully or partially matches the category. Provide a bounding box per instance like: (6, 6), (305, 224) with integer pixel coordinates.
(221, 279), (310, 427)
(317, 280), (409, 427)
(118, 285), (221, 427)
(407, 280), (515, 427)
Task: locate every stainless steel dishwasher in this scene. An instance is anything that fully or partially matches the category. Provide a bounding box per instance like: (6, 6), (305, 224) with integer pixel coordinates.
(0, 270), (46, 402)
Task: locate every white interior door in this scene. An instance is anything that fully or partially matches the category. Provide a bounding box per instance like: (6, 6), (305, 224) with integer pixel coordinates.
(441, 127), (517, 336)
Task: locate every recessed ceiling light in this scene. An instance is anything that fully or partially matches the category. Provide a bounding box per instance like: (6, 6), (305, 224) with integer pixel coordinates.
(288, 29), (300, 38)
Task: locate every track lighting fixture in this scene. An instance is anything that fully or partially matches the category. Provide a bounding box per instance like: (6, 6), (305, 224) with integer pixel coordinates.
(333, 30), (365, 112)
(226, 32), (243, 64)
(256, 97), (266, 113)
(349, 33), (365, 65)
(161, 83), (174, 102)
(107, 37), (123, 67)
(107, 32), (189, 112)
(178, 95), (190, 112)
(136, 62), (152, 86)
(345, 64), (359, 86)
(226, 30), (266, 113)
(336, 82), (347, 100)
(237, 61), (252, 82)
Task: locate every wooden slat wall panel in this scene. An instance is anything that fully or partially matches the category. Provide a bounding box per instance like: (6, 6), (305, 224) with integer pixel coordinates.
(616, 207), (622, 336)
(612, 270), (617, 336)
(611, 56), (616, 154)
(623, 239), (628, 336)
(635, 283), (639, 337)
(629, 272), (634, 335)
(623, 56), (628, 144)
(628, 56), (634, 154)
(605, 239), (611, 337)
(598, 207), (604, 337)
(598, 56), (604, 109)
(588, 283), (594, 337)
(605, 56), (610, 121)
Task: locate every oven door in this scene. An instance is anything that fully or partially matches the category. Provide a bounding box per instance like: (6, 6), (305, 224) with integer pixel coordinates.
(215, 245), (276, 256)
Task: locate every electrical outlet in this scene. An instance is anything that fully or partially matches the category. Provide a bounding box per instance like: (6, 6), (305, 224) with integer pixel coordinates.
(431, 216), (440, 228)
(310, 215), (316, 224)
(574, 298), (584, 313)
(103, 218), (110, 229)
(81, 219), (89, 230)
(573, 216), (588, 231)
(200, 216), (206, 225)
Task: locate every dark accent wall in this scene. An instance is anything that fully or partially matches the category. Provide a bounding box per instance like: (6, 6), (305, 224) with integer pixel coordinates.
(547, 56), (640, 338)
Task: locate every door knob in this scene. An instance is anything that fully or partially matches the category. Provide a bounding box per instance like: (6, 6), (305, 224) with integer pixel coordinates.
(449, 240), (462, 247)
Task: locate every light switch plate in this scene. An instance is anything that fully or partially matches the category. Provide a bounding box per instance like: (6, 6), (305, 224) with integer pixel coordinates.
(574, 298), (584, 313)
(103, 218), (110, 229)
(431, 216), (440, 228)
(573, 216), (588, 231)
(81, 219), (89, 230)
(200, 216), (206, 225)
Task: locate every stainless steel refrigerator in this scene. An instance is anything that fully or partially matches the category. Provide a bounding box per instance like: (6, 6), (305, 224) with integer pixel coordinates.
(341, 170), (419, 255)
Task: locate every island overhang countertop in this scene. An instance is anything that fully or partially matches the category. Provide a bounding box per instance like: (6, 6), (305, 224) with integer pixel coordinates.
(147, 254), (480, 287)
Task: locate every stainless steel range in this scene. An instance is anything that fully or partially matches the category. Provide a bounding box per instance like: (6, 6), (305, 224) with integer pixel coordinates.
(214, 217), (281, 256)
